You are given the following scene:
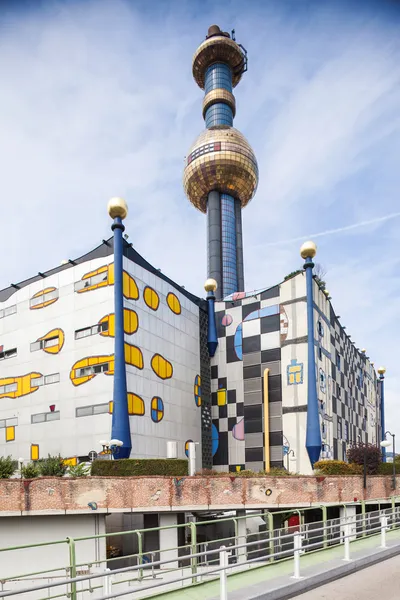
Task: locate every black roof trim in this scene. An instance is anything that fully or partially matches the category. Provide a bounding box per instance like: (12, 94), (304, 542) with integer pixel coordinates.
(0, 237), (203, 307)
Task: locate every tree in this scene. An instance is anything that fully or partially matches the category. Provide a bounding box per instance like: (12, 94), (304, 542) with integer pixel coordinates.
(347, 443), (382, 475)
(313, 263), (327, 290)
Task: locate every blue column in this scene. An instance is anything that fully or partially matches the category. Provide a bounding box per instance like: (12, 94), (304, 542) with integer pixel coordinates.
(111, 216), (131, 459)
(380, 373), (386, 462)
(206, 289), (218, 357)
(304, 256), (321, 467)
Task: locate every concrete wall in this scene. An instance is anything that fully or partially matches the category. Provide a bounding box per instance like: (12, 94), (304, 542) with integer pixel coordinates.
(0, 513), (106, 580)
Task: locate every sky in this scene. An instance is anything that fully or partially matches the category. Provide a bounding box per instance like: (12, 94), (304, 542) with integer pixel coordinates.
(0, 0), (399, 441)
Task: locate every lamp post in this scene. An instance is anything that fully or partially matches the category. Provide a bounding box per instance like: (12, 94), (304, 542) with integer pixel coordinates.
(378, 367), (386, 462)
(300, 241), (322, 468)
(204, 278), (218, 357)
(107, 197), (131, 459)
(381, 432), (396, 490)
(99, 439), (124, 460)
(18, 457), (24, 479)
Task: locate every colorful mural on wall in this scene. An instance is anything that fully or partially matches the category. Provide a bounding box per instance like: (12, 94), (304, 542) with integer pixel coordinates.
(30, 287), (58, 310)
(232, 418), (244, 440)
(99, 309), (139, 337)
(75, 264), (139, 300)
(287, 359), (304, 385)
(0, 373), (43, 399)
(166, 292), (181, 315)
(151, 354), (173, 380)
(143, 286), (160, 311)
(194, 375), (201, 407)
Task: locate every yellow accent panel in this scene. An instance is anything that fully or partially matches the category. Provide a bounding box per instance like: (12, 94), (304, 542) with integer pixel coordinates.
(38, 328), (65, 354)
(151, 354), (173, 380)
(63, 457), (78, 466)
(217, 388), (227, 406)
(0, 372), (42, 399)
(30, 287), (58, 310)
(124, 344), (144, 370)
(143, 286), (160, 311)
(263, 368), (270, 473)
(109, 401), (114, 414)
(6, 426), (15, 442)
(166, 292), (181, 315)
(31, 444), (39, 461)
(128, 393), (145, 416)
(70, 356), (114, 387)
(99, 309), (138, 337)
(123, 271), (139, 300)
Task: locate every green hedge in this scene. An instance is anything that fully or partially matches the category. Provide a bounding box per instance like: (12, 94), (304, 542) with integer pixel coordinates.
(314, 460), (363, 475)
(91, 458), (188, 477)
(377, 462), (396, 475)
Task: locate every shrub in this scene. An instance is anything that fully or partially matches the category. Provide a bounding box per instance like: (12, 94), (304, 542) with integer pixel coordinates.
(91, 458), (188, 477)
(314, 460), (362, 475)
(262, 467), (291, 476)
(0, 456), (16, 479)
(234, 469), (258, 478)
(22, 463), (40, 479)
(347, 443), (382, 475)
(377, 462), (396, 475)
(37, 455), (68, 477)
(68, 463), (91, 478)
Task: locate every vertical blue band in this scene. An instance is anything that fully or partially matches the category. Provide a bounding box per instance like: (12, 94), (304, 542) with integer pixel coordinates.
(380, 375), (386, 462)
(205, 103), (233, 128)
(207, 291), (218, 357)
(205, 63), (233, 93)
(111, 217), (131, 459)
(221, 193), (238, 297)
(304, 258), (322, 467)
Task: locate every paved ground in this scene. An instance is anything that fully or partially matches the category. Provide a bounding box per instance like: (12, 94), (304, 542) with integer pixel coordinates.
(291, 554), (400, 600)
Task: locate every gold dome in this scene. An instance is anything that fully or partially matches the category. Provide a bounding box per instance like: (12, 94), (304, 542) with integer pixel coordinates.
(192, 35), (246, 89)
(108, 197), (128, 220)
(377, 366), (386, 375)
(183, 127), (258, 213)
(300, 240), (317, 259)
(204, 278), (218, 292)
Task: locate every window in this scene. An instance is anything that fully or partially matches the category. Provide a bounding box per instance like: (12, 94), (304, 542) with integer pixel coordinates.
(75, 321), (108, 340)
(31, 411), (60, 424)
(336, 352), (341, 370)
(30, 289), (58, 308)
(74, 271), (107, 292)
(320, 369), (326, 393)
(30, 336), (59, 352)
(0, 347), (17, 360)
(337, 419), (342, 440)
(0, 305), (17, 319)
(336, 383), (341, 399)
(30, 373), (59, 388)
(0, 383), (18, 394)
(77, 363), (109, 378)
(344, 422), (349, 441)
(318, 345), (322, 361)
(76, 403), (109, 417)
(31, 444), (39, 461)
(5, 426), (15, 442)
(0, 417), (18, 429)
(317, 320), (324, 337)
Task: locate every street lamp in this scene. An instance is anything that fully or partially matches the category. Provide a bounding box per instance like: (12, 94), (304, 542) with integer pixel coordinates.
(381, 431), (396, 490)
(99, 439), (123, 460)
(18, 457), (24, 479)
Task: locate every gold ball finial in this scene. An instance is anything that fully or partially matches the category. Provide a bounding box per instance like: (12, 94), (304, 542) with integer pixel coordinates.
(300, 240), (317, 259)
(107, 197), (128, 220)
(377, 366), (386, 375)
(204, 278), (218, 293)
(361, 349), (366, 353)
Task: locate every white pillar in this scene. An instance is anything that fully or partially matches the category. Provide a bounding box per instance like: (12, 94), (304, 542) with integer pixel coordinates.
(159, 514), (179, 570)
(236, 511), (247, 563)
(340, 506), (357, 542)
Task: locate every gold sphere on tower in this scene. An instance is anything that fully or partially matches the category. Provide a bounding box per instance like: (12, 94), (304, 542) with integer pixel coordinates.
(108, 197), (128, 220)
(183, 127), (258, 213)
(300, 240), (317, 259)
(204, 278), (218, 293)
(377, 366), (386, 375)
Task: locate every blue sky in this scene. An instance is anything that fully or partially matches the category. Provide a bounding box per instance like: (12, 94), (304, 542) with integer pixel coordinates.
(1, 0), (399, 441)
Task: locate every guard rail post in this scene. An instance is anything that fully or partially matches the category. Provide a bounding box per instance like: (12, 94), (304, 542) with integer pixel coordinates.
(219, 546), (228, 600)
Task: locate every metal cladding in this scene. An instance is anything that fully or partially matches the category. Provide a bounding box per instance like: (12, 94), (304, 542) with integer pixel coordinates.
(183, 25), (258, 299)
(183, 127), (258, 213)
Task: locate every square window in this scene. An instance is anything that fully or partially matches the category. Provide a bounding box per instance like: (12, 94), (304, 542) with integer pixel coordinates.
(46, 411), (60, 422)
(32, 414), (46, 424)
